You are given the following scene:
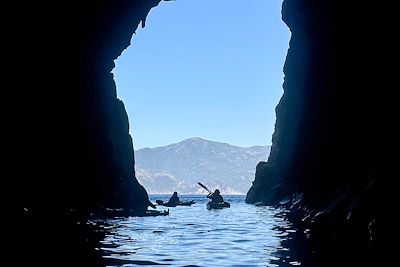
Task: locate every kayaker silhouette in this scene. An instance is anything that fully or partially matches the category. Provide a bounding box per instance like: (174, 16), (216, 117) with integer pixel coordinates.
(207, 189), (224, 203)
(147, 199), (157, 209)
(167, 191), (181, 205)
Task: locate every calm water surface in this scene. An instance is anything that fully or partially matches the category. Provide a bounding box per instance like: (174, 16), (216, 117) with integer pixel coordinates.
(90, 195), (302, 267)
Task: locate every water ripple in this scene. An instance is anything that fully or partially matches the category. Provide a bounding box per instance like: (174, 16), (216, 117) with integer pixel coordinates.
(90, 195), (302, 266)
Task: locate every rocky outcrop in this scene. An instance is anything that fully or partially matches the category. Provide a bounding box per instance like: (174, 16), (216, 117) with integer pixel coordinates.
(6, 1), (162, 265)
(9, 0), (161, 216)
(247, 0), (396, 266)
(73, 0), (163, 213)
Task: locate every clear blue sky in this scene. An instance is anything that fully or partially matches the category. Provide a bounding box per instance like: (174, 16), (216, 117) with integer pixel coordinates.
(113, 0), (290, 150)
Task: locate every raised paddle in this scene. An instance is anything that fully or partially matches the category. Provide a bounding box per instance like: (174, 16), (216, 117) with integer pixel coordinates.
(198, 182), (212, 194)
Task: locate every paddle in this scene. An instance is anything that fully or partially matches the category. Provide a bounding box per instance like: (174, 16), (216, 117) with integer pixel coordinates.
(198, 182), (212, 194)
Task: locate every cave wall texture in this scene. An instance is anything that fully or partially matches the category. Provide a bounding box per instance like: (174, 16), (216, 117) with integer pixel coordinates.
(4, 0), (396, 266)
(7, 0), (162, 215)
(6, 0), (162, 264)
(247, 0), (397, 266)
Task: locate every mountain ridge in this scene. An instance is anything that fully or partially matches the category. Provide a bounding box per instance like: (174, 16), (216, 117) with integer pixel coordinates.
(134, 137), (270, 194)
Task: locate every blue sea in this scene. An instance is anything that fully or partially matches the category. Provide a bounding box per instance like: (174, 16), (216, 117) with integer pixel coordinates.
(89, 195), (303, 267)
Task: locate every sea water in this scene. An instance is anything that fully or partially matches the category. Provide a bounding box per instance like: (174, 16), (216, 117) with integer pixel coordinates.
(90, 195), (303, 267)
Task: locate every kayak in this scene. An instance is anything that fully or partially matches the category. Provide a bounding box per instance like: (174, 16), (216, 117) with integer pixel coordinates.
(206, 201), (230, 210)
(144, 209), (170, 217)
(197, 182), (230, 210)
(96, 206), (169, 217)
(156, 200), (196, 207)
(176, 200), (196, 206)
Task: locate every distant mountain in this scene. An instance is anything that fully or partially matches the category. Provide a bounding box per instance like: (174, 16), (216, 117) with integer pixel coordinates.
(134, 137), (270, 195)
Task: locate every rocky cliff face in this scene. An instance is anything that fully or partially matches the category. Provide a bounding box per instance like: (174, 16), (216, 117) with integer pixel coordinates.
(9, 0), (162, 215)
(247, 0), (396, 266)
(72, 0), (164, 213)
(6, 1), (162, 265)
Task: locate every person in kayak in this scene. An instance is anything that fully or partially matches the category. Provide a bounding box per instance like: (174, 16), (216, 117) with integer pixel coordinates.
(207, 189), (224, 203)
(147, 199), (157, 209)
(167, 191), (181, 205)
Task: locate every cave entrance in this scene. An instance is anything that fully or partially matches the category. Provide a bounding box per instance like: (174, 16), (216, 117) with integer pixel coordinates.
(112, 0), (290, 195)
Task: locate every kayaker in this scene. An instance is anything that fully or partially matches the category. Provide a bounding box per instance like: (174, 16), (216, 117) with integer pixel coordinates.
(147, 199), (157, 209)
(207, 189), (224, 203)
(167, 191), (181, 205)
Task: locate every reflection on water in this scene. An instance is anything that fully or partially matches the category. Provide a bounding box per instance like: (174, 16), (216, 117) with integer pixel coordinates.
(89, 195), (303, 266)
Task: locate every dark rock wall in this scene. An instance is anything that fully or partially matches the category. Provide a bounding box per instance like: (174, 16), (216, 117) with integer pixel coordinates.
(6, 1), (160, 264)
(7, 0), (161, 217)
(72, 0), (163, 213)
(247, 0), (396, 265)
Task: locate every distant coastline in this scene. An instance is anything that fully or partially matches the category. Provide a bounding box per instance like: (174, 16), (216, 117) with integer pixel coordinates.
(135, 137), (270, 195)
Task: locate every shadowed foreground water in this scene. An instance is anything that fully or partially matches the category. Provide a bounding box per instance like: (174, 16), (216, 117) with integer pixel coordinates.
(89, 195), (304, 267)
